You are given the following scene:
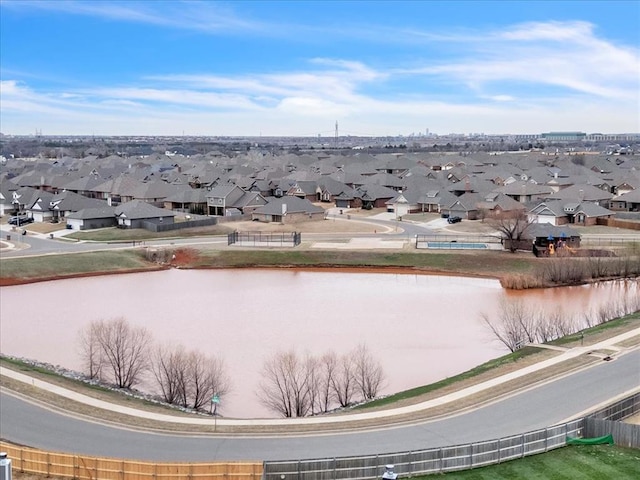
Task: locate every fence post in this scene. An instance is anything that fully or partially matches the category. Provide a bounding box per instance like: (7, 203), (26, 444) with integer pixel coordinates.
(47, 452), (50, 477)
(469, 443), (473, 469)
(521, 434), (525, 458)
(438, 448), (443, 473)
(409, 451), (413, 476)
(545, 428), (548, 452)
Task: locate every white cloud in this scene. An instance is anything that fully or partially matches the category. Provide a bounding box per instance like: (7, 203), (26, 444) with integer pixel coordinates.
(2, 18), (638, 135)
(2, 0), (270, 34)
(398, 20), (639, 102)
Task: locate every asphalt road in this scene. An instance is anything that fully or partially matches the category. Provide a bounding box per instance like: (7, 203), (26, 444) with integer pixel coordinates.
(0, 215), (435, 259)
(1, 349), (638, 462)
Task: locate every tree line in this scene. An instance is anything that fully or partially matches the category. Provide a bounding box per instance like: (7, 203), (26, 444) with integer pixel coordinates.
(258, 345), (385, 417)
(78, 318), (229, 412)
(481, 289), (640, 352)
(78, 318), (385, 417)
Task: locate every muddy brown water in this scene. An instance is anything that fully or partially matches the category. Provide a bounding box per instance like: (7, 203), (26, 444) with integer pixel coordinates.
(0, 269), (636, 418)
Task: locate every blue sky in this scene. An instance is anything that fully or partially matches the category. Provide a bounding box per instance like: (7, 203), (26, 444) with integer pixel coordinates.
(1, 0), (639, 136)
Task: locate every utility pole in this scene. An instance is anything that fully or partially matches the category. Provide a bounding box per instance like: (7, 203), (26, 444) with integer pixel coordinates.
(335, 121), (339, 147)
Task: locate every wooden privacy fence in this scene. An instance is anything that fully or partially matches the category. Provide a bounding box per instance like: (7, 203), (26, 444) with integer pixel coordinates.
(0, 442), (262, 480)
(263, 420), (582, 480)
(583, 418), (640, 448)
(583, 391), (640, 448)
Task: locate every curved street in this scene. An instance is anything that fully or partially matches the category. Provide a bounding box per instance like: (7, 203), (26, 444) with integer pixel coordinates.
(1, 347), (638, 462)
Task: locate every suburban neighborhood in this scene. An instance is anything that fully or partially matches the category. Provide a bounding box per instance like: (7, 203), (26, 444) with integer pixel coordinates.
(1, 139), (639, 248)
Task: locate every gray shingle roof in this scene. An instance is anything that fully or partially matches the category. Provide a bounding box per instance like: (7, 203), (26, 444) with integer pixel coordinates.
(115, 200), (177, 219)
(67, 206), (116, 220)
(253, 196), (324, 216)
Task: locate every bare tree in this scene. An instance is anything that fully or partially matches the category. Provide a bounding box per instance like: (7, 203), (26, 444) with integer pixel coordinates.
(258, 351), (312, 418)
(187, 351), (230, 411)
(331, 352), (356, 407)
(83, 317), (151, 389)
(481, 299), (534, 352)
(78, 324), (103, 380)
(352, 344), (386, 400)
(489, 210), (532, 253)
(150, 344), (188, 405)
(313, 352), (338, 414)
(151, 345), (230, 411)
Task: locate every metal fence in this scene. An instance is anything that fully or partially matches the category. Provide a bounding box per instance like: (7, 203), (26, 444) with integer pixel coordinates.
(580, 237), (640, 247)
(263, 420), (582, 480)
(415, 234), (502, 250)
(588, 391), (640, 421)
(228, 231), (302, 247)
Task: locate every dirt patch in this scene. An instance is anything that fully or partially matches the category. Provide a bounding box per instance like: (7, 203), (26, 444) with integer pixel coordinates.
(169, 248), (200, 267)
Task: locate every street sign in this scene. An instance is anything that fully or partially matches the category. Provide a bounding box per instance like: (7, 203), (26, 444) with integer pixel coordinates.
(211, 394), (220, 404)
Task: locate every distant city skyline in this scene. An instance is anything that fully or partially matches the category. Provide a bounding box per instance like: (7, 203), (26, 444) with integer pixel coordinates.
(1, 1), (639, 136)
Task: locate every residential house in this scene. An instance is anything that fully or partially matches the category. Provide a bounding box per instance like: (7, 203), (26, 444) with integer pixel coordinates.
(609, 189), (640, 212)
(206, 185), (267, 216)
(130, 180), (189, 206)
(28, 190), (110, 223)
(163, 189), (210, 215)
(66, 206), (117, 231)
(416, 189), (458, 214)
(115, 200), (177, 229)
(61, 174), (105, 199)
(316, 177), (357, 203)
(544, 184), (613, 207)
(442, 192), (484, 220)
(251, 196), (325, 224)
(496, 181), (554, 203)
(528, 200), (614, 226)
(476, 192), (527, 218)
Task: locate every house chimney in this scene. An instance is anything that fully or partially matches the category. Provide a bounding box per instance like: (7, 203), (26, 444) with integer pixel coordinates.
(282, 202), (287, 216)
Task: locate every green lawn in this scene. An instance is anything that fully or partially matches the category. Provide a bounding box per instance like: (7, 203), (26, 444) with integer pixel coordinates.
(427, 445), (640, 479)
(0, 250), (159, 280)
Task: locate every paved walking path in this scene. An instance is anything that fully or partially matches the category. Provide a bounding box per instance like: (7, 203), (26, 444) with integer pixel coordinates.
(2, 327), (639, 429)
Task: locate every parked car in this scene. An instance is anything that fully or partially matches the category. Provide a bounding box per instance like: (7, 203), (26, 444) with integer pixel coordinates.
(447, 216), (462, 224)
(8, 215), (34, 225)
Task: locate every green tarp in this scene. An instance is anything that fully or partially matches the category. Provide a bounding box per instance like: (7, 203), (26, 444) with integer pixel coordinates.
(566, 434), (614, 445)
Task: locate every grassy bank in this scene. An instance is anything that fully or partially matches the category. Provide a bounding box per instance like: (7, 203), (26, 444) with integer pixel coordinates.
(355, 346), (540, 410)
(357, 313), (639, 410)
(424, 445), (640, 479)
(0, 250), (161, 284)
(548, 311), (640, 347)
(0, 248), (540, 284)
(198, 249), (537, 277)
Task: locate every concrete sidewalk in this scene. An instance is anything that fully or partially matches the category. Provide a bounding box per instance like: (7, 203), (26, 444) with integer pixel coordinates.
(2, 327), (639, 429)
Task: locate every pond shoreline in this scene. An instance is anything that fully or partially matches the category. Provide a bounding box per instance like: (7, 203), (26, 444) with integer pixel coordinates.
(1, 246), (637, 289)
